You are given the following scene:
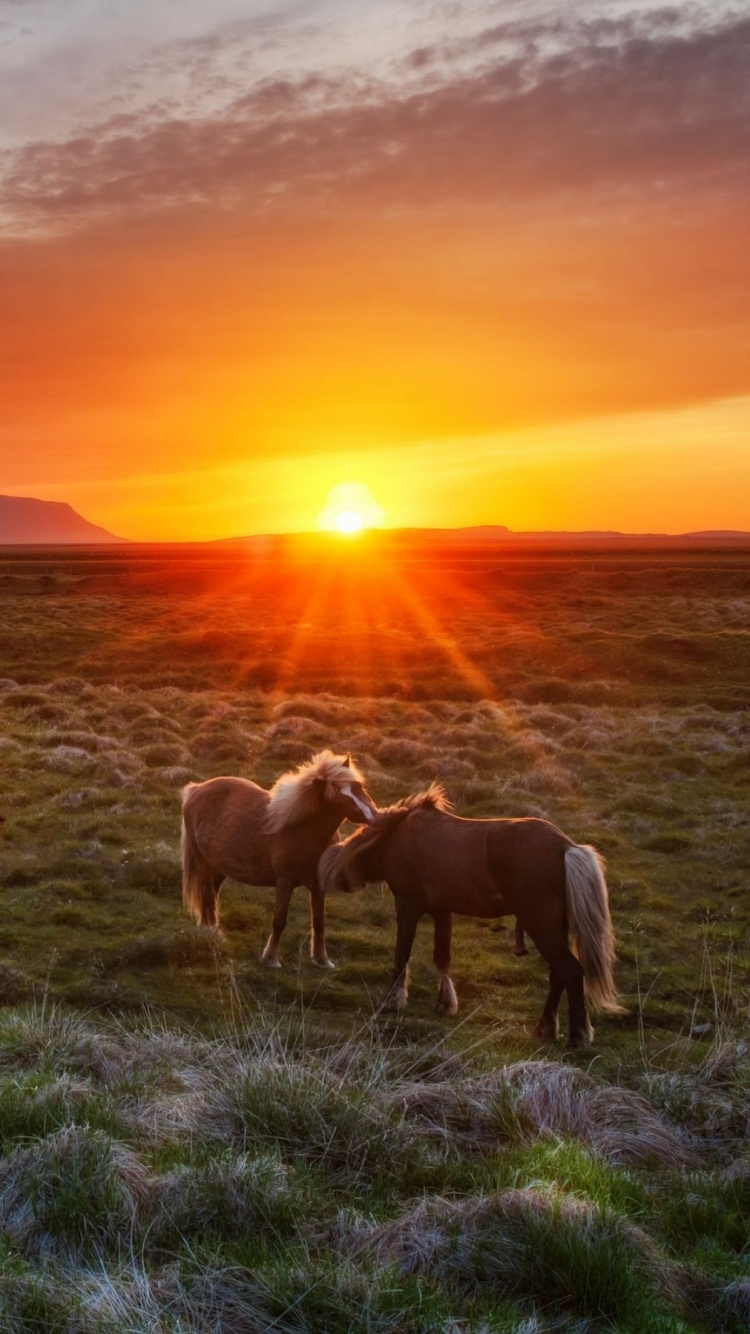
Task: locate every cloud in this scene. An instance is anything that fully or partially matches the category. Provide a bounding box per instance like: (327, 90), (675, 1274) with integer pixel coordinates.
(2, 7), (749, 231)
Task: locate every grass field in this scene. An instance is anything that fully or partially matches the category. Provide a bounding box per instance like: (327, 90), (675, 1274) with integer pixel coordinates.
(0, 539), (748, 1331)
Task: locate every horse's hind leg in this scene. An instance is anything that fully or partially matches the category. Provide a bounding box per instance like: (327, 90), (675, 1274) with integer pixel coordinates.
(533, 967), (564, 1041)
(513, 920), (529, 957)
(381, 897), (421, 1012)
(309, 881), (334, 970)
(261, 878), (295, 968)
(433, 912), (458, 1015)
(530, 932), (592, 1048)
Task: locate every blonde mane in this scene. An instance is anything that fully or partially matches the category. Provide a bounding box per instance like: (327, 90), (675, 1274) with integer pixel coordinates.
(319, 782), (451, 892)
(396, 782), (452, 814)
(265, 750), (364, 833)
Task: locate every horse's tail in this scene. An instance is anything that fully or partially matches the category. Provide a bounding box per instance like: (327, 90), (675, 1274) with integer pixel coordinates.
(565, 844), (625, 1015)
(181, 785), (219, 928)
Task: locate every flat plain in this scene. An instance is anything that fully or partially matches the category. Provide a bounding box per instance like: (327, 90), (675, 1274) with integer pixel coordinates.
(0, 537), (748, 1332)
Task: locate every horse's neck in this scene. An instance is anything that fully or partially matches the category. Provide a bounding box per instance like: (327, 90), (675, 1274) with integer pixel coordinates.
(316, 804), (345, 844)
(293, 805), (343, 849)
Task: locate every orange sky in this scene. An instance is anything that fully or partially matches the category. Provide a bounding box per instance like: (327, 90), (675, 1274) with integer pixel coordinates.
(1, 2), (749, 539)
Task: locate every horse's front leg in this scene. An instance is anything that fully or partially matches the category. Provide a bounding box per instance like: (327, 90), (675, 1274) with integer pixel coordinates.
(381, 897), (421, 1012)
(433, 911), (458, 1015)
(308, 879), (334, 969)
(261, 877), (295, 967)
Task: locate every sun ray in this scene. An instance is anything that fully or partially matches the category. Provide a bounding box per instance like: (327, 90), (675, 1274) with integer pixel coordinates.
(384, 563), (564, 773)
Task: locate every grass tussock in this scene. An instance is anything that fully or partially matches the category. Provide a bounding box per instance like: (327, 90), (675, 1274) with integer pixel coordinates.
(0, 1003), (744, 1330)
(209, 1057), (419, 1185)
(345, 1187), (685, 1328)
(396, 1059), (697, 1167)
(0, 1125), (150, 1258)
(152, 1152), (306, 1250)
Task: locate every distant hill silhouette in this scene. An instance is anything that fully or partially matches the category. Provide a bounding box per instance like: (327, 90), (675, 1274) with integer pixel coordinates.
(216, 524), (750, 548)
(0, 495), (125, 544)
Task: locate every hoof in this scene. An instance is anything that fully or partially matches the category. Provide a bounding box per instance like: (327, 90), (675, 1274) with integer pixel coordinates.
(533, 1019), (560, 1041)
(512, 947), (530, 957)
(381, 990), (407, 1013)
(565, 1028), (595, 1050)
(261, 954), (282, 969)
(311, 957), (335, 970)
(436, 977), (459, 1016)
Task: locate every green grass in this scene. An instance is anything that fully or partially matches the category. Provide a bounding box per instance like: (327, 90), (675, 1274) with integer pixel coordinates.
(0, 546), (748, 1330)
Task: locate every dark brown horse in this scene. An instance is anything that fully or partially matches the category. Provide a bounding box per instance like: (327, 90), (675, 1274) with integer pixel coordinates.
(181, 751), (376, 968)
(319, 786), (624, 1046)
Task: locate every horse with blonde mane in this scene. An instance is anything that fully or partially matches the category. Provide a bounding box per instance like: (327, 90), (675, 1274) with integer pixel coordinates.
(320, 785), (624, 1046)
(181, 751), (375, 968)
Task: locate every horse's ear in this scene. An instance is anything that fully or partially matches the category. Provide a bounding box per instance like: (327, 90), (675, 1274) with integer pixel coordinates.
(344, 752), (351, 768)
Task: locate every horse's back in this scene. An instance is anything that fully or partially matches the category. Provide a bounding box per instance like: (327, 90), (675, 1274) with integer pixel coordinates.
(182, 776), (273, 884)
(385, 810), (571, 920)
(486, 816), (572, 864)
(384, 808), (500, 913)
(486, 817), (572, 927)
(188, 774), (266, 796)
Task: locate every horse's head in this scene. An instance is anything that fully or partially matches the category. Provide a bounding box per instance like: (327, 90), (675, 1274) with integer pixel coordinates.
(267, 750), (377, 834)
(315, 753), (377, 826)
(319, 805), (412, 894)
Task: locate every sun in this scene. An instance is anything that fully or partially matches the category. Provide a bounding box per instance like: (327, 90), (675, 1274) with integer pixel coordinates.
(333, 507), (365, 535)
(317, 482), (385, 536)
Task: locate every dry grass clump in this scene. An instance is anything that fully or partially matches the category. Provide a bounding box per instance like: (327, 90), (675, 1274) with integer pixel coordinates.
(0, 1125), (151, 1258)
(151, 1152), (306, 1249)
(206, 1052), (420, 1184)
(0, 1261), (82, 1334)
(0, 1071), (120, 1148)
(0, 1002), (120, 1078)
(344, 1186), (686, 1327)
(394, 1060), (696, 1168)
(43, 745), (97, 774)
(642, 1039), (750, 1152)
(723, 1277), (750, 1326)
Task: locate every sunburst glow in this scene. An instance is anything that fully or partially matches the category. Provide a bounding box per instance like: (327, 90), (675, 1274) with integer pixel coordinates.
(317, 482), (385, 536)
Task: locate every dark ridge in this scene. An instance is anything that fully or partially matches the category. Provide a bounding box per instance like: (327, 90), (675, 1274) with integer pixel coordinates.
(0, 495), (126, 545)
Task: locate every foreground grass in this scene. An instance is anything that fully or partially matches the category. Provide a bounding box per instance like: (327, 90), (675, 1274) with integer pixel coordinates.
(0, 999), (748, 1332)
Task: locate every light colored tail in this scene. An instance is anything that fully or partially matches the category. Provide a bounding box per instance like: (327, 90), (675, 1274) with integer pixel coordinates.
(565, 844), (625, 1015)
(181, 789), (219, 928)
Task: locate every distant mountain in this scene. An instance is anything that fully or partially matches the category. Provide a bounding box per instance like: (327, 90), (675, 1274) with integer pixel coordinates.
(0, 495), (126, 544)
(216, 524), (750, 547)
(407, 526), (750, 543)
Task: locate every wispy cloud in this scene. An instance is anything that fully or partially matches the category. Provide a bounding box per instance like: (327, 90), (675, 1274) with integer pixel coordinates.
(2, 7), (748, 232)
